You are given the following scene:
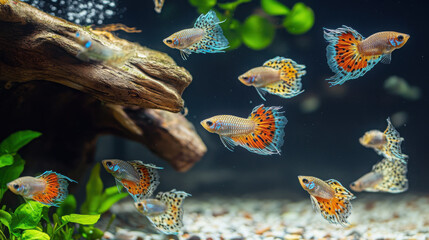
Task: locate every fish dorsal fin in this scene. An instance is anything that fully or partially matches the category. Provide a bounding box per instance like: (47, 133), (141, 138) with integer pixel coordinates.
(33, 171), (76, 207)
(371, 158), (408, 193)
(325, 179), (355, 200)
(146, 190), (191, 235)
(382, 118), (408, 163)
(380, 53), (392, 64)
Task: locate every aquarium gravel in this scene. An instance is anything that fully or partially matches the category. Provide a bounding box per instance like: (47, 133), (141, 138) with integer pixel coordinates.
(104, 194), (429, 240)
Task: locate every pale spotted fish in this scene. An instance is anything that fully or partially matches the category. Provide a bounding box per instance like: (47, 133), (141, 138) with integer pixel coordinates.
(163, 10), (229, 60)
(324, 25), (409, 86)
(238, 56), (306, 100)
(298, 176), (355, 227)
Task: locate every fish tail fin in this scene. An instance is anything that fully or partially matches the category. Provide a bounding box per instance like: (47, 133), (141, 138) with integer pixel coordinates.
(128, 161), (161, 201)
(324, 25), (381, 86)
(383, 118), (408, 163)
(223, 105), (287, 155)
(311, 179), (354, 226)
(261, 56), (306, 98)
(189, 10), (229, 54)
(372, 158), (408, 193)
(34, 171), (76, 207)
(147, 189), (191, 235)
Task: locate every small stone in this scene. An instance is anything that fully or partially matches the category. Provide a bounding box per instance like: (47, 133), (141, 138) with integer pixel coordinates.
(284, 234), (301, 240)
(255, 226), (271, 235)
(187, 235), (201, 240)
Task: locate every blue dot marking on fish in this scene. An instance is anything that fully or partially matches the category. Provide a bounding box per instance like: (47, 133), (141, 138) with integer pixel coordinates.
(85, 41), (92, 49)
(389, 39), (397, 47)
(174, 39), (179, 46)
(76, 32), (80, 38)
(113, 165), (120, 172)
(306, 181), (315, 190)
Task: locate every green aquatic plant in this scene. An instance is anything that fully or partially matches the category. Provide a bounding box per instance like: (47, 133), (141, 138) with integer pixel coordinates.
(189, 0), (315, 50)
(0, 131), (128, 240)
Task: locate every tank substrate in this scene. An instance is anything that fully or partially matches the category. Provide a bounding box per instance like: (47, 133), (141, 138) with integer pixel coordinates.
(101, 194), (429, 240)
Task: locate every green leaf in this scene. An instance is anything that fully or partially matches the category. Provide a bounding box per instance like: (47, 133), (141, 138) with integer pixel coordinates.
(11, 201), (45, 233)
(0, 154), (25, 201)
(56, 195), (77, 217)
(261, 0), (290, 16)
(22, 229), (50, 240)
(218, 0), (251, 11)
(0, 210), (12, 230)
(283, 2), (314, 34)
(0, 130), (41, 154)
(98, 191), (128, 214)
(0, 154), (14, 168)
(189, 0), (216, 13)
(62, 214), (100, 225)
(80, 164), (103, 214)
(241, 15), (275, 50)
(222, 19), (242, 50)
(79, 226), (104, 240)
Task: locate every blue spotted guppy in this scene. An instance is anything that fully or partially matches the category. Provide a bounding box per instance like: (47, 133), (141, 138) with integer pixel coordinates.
(163, 10), (229, 60)
(324, 26), (409, 86)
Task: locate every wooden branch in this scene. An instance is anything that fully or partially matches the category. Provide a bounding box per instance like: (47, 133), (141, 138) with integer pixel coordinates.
(0, 0), (192, 112)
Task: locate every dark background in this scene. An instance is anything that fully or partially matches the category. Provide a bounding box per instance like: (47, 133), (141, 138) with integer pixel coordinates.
(91, 0), (428, 198)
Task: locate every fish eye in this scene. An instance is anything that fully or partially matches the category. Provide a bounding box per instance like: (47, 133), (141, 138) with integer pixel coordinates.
(206, 121), (213, 126)
(397, 35), (404, 41)
(302, 178), (308, 184)
(13, 184), (19, 190)
(106, 161), (112, 167)
(242, 76), (248, 80)
(166, 39), (172, 44)
(137, 203), (142, 207)
(351, 183), (356, 187)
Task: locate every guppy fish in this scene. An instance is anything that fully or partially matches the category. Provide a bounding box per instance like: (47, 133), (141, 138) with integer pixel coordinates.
(200, 104), (287, 155)
(73, 31), (132, 65)
(238, 56), (306, 100)
(7, 171), (77, 207)
(163, 10), (229, 60)
(350, 158), (408, 193)
(102, 159), (162, 201)
(360, 118), (408, 163)
(153, 0), (165, 13)
(134, 189), (191, 235)
(324, 25), (409, 86)
(298, 176), (355, 227)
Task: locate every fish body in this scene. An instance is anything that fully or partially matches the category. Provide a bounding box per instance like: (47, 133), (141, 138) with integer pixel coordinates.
(7, 171), (76, 207)
(102, 159), (162, 201)
(350, 158), (408, 193)
(298, 176), (355, 226)
(140, 189), (191, 235)
(200, 104), (287, 155)
(163, 10), (229, 60)
(324, 25), (409, 86)
(238, 57), (306, 100)
(134, 199), (167, 216)
(360, 118), (408, 163)
(73, 31), (131, 65)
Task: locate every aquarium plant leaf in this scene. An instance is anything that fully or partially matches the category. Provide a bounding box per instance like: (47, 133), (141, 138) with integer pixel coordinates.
(0, 210), (11, 230)
(22, 229), (50, 240)
(218, 0), (251, 11)
(0, 130), (41, 154)
(56, 195), (77, 217)
(11, 201), (45, 234)
(0, 154), (25, 201)
(80, 164), (103, 215)
(61, 214), (100, 225)
(221, 19), (242, 50)
(283, 2), (314, 34)
(241, 15), (275, 50)
(0, 154), (13, 168)
(261, 0), (290, 16)
(97, 191), (128, 214)
(79, 225), (104, 240)
(189, 0), (217, 13)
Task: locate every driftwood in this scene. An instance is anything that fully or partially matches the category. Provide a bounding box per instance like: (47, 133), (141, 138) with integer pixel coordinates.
(0, 0), (206, 174)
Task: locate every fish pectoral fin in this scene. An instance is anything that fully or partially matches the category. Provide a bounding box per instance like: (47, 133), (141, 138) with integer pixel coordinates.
(180, 49), (191, 60)
(380, 53), (392, 64)
(220, 136), (236, 152)
(309, 195), (321, 213)
(115, 179), (124, 193)
(254, 87), (267, 101)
